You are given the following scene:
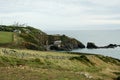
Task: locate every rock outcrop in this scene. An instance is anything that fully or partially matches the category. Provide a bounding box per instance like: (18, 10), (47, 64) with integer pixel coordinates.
(87, 42), (98, 49)
(87, 42), (118, 49)
(103, 44), (117, 48)
(49, 35), (85, 51)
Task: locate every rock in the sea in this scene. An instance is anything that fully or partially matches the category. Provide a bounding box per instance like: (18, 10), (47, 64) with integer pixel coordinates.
(87, 42), (98, 49)
(105, 44), (117, 48)
(99, 44), (117, 48)
(87, 42), (118, 49)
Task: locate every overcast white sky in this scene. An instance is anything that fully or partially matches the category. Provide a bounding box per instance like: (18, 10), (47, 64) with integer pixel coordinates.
(0, 0), (120, 30)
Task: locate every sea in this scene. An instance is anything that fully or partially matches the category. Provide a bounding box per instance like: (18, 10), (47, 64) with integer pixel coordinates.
(45, 30), (120, 59)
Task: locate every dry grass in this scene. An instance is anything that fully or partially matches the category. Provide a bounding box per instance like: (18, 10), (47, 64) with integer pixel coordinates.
(0, 48), (120, 80)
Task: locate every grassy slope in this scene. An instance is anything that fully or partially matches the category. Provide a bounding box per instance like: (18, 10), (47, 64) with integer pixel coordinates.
(0, 32), (13, 43)
(0, 48), (120, 80)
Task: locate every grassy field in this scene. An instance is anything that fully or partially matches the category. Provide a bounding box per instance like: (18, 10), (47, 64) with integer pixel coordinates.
(0, 48), (120, 80)
(0, 31), (13, 43)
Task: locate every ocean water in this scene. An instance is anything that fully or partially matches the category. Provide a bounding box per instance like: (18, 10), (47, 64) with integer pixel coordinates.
(45, 30), (120, 59)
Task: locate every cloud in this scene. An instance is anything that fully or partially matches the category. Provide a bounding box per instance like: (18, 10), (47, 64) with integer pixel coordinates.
(0, 0), (120, 30)
(88, 0), (120, 7)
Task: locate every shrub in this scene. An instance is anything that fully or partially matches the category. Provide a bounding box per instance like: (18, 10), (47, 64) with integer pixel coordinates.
(69, 55), (95, 66)
(117, 76), (120, 80)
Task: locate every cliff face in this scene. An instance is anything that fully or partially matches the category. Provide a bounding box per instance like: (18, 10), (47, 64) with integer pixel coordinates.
(48, 35), (85, 51)
(0, 25), (85, 51)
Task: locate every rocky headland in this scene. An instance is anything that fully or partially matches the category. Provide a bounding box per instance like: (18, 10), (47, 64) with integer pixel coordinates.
(0, 25), (85, 51)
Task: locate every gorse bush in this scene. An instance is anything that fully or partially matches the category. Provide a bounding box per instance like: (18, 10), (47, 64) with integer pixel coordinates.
(69, 55), (95, 66)
(96, 55), (120, 65)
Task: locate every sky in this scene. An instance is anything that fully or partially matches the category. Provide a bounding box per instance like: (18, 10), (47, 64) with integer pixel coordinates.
(0, 0), (120, 30)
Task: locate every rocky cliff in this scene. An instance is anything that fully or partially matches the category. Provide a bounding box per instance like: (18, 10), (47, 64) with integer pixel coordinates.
(48, 34), (85, 51)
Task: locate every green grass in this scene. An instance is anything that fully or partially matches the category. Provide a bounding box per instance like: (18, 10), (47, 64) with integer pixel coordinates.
(0, 31), (13, 43)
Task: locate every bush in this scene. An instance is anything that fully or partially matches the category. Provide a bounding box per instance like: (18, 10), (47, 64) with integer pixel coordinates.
(117, 76), (120, 80)
(69, 55), (95, 66)
(22, 42), (45, 50)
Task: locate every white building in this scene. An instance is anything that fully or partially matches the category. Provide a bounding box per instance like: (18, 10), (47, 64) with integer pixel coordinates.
(54, 40), (62, 47)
